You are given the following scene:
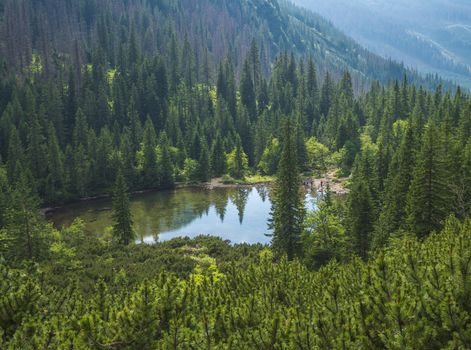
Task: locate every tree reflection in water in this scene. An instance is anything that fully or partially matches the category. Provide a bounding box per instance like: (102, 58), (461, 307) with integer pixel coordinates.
(48, 186), (315, 244)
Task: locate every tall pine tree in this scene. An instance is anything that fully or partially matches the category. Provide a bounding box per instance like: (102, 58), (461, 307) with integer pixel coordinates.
(210, 133), (226, 177)
(112, 171), (134, 246)
(269, 119), (305, 260)
(374, 125), (415, 248)
(158, 132), (174, 189)
(407, 121), (452, 237)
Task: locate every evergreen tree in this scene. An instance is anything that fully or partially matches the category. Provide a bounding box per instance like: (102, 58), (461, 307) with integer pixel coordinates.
(72, 144), (90, 197)
(269, 119), (305, 260)
(198, 143), (211, 182)
(127, 25), (140, 68)
(158, 132), (174, 189)
(189, 130), (203, 161)
(374, 125), (415, 248)
(3, 172), (47, 262)
(44, 124), (65, 202)
(26, 114), (46, 185)
(302, 192), (346, 269)
(64, 68), (77, 141)
(6, 127), (24, 183)
(112, 171), (134, 246)
(72, 108), (89, 148)
(119, 131), (136, 187)
(142, 118), (159, 188)
(295, 119), (308, 171)
(339, 71), (354, 104)
(346, 178), (375, 259)
(320, 72), (335, 117)
(168, 32), (181, 94)
(210, 133), (226, 177)
(306, 57), (319, 132)
(128, 95), (143, 152)
(240, 58), (257, 121)
(407, 122), (452, 237)
(227, 138), (247, 180)
(93, 128), (114, 189)
(249, 39), (262, 97)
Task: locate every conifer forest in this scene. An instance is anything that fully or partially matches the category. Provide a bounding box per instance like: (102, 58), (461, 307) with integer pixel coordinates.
(0, 0), (471, 348)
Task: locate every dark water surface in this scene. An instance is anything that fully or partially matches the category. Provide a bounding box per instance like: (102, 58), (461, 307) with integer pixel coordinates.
(48, 186), (317, 244)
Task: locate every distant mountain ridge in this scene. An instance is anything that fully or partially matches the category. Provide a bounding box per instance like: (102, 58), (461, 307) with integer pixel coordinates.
(0, 0), (457, 90)
(293, 0), (471, 89)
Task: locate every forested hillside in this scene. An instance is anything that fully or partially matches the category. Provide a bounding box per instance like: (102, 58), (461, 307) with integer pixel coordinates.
(1, 0), (471, 348)
(294, 0), (471, 88)
(0, 0), (453, 90)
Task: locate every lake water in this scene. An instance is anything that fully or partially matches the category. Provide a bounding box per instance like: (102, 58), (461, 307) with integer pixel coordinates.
(48, 186), (318, 245)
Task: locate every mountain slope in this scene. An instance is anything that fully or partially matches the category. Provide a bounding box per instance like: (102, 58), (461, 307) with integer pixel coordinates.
(0, 0), (452, 90)
(292, 0), (471, 89)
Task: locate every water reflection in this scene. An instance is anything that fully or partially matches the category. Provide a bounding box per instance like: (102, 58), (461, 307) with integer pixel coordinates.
(49, 186), (317, 245)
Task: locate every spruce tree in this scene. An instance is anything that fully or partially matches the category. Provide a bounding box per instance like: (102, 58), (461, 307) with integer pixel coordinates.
(339, 71), (354, 104)
(72, 144), (90, 197)
(249, 39), (262, 96)
(227, 137), (246, 180)
(159, 132), (174, 189)
(142, 118), (159, 188)
(210, 133), (226, 177)
(94, 128), (113, 189)
(26, 114), (46, 185)
(320, 72), (334, 117)
(346, 178), (375, 259)
(44, 123), (65, 202)
(189, 130), (203, 160)
(306, 57), (320, 132)
(120, 131), (135, 185)
(198, 143), (211, 182)
(374, 125), (415, 248)
(72, 108), (89, 148)
(240, 58), (257, 121)
(112, 171), (134, 246)
(128, 95), (142, 152)
(6, 127), (24, 183)
(295, 119), (308, 171)
(407, 122), (452, 237)
(269, 119), (305, 260)
(4, 172), (47, 262)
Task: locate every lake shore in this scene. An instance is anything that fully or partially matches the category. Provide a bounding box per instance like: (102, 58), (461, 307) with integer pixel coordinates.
(42, 170), (348, 215)
(200, 171), (349, 195)
(311, 169), (349, 195)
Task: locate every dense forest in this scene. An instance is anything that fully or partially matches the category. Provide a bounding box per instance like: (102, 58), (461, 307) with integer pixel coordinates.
(0, 0), (456, 90)
(1, 0), (471, 348)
